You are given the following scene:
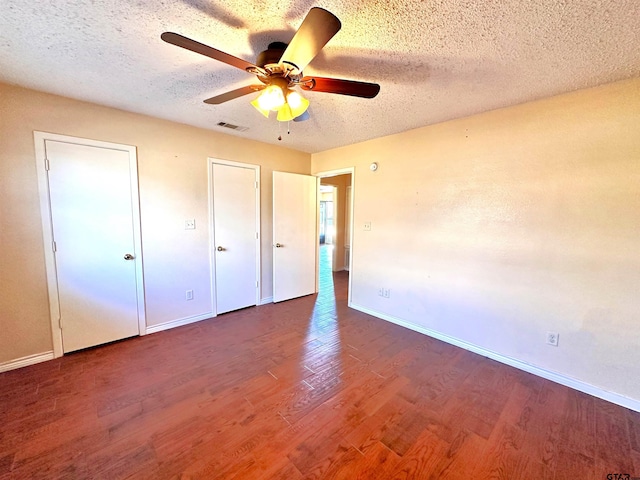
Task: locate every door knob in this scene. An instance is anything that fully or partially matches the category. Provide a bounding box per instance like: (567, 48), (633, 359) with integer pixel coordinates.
(275, 243), (283, 248)
(217, 246), (225, 251)
(124, 254), (135, 260)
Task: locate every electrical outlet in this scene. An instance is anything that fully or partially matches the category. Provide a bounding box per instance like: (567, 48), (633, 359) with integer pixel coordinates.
(378, 287), (384, 296)
(185, 219), (196, 230)
(186, 289), (194, 301)
(364, 222), (371, 231)
(546, 331), (559, 346)
(383, 288), (390, 298)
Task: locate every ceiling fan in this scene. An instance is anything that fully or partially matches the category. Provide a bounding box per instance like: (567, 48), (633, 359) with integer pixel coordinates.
(161, 7), (380, 122)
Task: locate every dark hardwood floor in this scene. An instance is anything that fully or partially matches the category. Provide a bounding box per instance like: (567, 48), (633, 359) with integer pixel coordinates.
(1, 245), (639, 479)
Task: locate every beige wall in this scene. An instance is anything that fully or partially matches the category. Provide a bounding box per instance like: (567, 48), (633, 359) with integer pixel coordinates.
(312, 78), (640, 403)
(321, 174), (351, 271)
(0, 82), (310, 364)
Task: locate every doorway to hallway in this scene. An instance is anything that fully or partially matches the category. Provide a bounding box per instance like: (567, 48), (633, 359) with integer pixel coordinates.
(317, 170), (353, 300)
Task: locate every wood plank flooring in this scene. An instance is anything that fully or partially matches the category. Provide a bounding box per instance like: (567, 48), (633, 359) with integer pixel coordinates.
(1, 246), (639, 479)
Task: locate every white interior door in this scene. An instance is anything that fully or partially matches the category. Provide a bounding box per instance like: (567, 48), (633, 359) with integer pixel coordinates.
(45, 139), (142, 353)
(273, 171), (317, 302)
(212, 161), (259, 314)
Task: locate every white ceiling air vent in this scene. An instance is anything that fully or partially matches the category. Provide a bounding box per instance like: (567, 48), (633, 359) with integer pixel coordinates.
(217, 122), (248, 132)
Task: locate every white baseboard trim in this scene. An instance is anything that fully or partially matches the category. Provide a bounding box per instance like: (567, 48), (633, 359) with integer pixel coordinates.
(145, 312), (214, 335)
(259, 296), (273, 305)
(0, 351), (55, 373)
(350, 303), (640, 413)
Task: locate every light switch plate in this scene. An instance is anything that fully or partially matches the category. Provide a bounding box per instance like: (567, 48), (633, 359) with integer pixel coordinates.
(185, 219), (196, 230)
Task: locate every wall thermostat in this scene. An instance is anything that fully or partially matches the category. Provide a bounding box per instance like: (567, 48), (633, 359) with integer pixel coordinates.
(369, 162), (378, 171)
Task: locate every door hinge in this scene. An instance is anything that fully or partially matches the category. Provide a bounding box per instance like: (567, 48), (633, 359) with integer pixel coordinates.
(44, 158), (50, 171)
(52, 241), (57, 252)
(256, 281), (259, 288)
(255, 181), (259, 189)
(255, 232), (259, 239)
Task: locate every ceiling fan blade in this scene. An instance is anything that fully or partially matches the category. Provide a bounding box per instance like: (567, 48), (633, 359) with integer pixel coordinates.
(280, 8), (341, 73)
(300, 77), (380, 98)
(161, 32), (258, 72)
(204, 85), (265, 104)
(293, 110), (310, 122)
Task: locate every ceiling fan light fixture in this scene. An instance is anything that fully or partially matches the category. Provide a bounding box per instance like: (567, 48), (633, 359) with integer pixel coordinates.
(252, 84), (310, 122)
(254, 84), (286, 112)
(276, 103), (295, 122)
(286, 90), (309, 118)
(250, 97), (271, 118)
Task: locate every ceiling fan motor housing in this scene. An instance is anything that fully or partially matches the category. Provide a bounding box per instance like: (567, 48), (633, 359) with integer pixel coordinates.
(256, 42), (288, 69)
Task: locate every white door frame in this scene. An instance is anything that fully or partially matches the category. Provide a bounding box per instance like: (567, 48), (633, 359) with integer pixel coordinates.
(208, 158), (261, 314)
(34, 131), (146, 358)
(314, 167), (355, 307)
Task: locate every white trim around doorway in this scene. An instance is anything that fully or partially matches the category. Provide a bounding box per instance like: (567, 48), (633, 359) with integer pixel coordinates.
(314, 167), (355, 308)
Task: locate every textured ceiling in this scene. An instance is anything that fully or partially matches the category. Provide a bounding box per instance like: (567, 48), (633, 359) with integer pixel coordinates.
(1, 0), (638, 153)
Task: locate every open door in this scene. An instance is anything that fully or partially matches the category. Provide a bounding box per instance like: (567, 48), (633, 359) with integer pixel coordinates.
(272, 171), (317, 302)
